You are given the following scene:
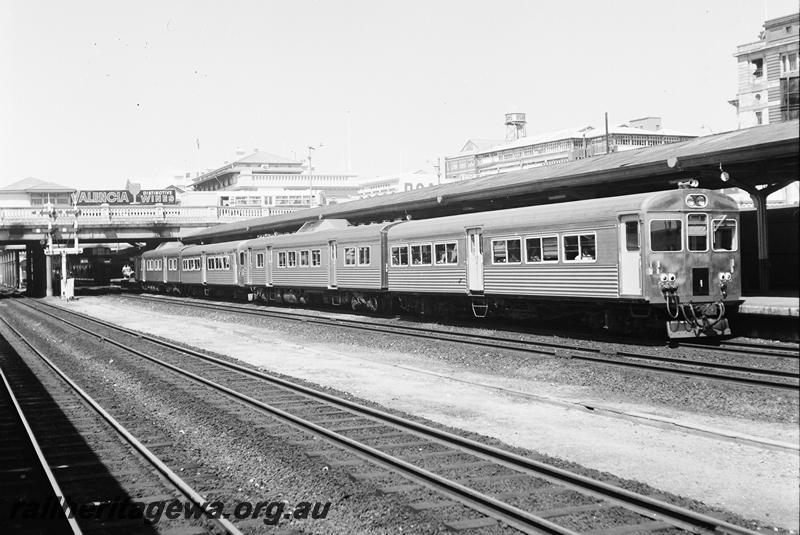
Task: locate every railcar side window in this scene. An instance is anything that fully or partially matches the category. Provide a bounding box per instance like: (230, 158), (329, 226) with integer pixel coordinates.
(625, 222), (640, 251)
(435, 242), (458, 265)
(525, 236), (558, 262)
(168, 258), (177, 271)
(563, 233), (596, 262)
(344, 247), (356, 266)
(712, 218), (737, 251)
(277, 252), (286, 268)
(687, 214), (708, 251)
(311, 249), (321, 266)
(256, 253), (264, 268)
(358, 247), (370, 266)
(299, 250), (309, 267)
(492, 238), (522, 264)
(239, 252), (245, 265)
(194, 258), (201, 270)
(410, 244), (432, 265)
(650, 220), (683, 252)
(287, 252), (297, 267)
(391, 245), (409, 266)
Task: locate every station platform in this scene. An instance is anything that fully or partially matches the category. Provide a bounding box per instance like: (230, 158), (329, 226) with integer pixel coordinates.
(736, 294), (799, 342)
(739, 295), (799, 317)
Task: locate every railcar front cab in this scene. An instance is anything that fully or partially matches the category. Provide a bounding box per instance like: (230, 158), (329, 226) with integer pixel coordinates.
(642, 187), (740, 338)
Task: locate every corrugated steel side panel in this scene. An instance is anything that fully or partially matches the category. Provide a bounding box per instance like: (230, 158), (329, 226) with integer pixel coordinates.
(272, 268), (328, 288)
(206, 254), (235, 285)
(336, 265), (383, 290)
(388, 266), (466, 293)
(181, 271), (203, 284)
(484, 265), (619, 297)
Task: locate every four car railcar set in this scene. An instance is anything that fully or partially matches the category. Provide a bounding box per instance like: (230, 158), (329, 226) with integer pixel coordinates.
(137, 188), (741, 339)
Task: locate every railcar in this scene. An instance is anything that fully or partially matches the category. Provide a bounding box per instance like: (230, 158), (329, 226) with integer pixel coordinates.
(386, 188), (739, 337)
(135, 187), (740, 338)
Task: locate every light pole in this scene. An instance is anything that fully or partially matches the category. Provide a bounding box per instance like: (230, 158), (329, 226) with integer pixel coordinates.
(306, 143), (323, 207)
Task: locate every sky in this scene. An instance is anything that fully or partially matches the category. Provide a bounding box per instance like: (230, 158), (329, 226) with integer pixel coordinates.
(1, 0), (798, 190)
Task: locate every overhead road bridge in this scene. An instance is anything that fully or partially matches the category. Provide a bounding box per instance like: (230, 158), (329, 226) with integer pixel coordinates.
(187, 121), (798, 291)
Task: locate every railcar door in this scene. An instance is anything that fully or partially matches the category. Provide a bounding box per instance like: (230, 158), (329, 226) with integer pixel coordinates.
(618, 215), (642, 295)
(162, 256), (167, 283)
(328, 241), (338, 289)
(265, 247), (273, 287)
(238, 250), (249, 285)
(465, 228), (484, 293)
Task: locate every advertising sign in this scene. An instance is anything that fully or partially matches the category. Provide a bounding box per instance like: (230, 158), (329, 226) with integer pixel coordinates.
(72, 190), (133, 205)
(136, 190), (177, 204)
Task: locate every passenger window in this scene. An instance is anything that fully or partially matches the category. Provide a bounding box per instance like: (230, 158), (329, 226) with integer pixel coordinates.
(563, 233), (596, 261)
(687, 214), (708, 251)
(256, 253), (264, 268)
(287, 252), (297, 267)
(650, 220), (682, 252)
(492, 238), (521, 264)
(625, 221), (640, 251)
(277, 252), (286, 268)
(391, 246), (409, 266)
(410, 244), (431, 265)
(239, 252), (245, 265)
(358, 247), (370, 266)
(435, 242), (458, 265)
(311, 250), (321, 266)
(525, 236), (558, 262)
(713, 218), (737, 251)
(299, 250), (309, 267)
(344, 247), (356, 266)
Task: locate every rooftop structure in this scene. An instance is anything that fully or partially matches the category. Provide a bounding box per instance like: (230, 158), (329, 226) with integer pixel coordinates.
(356, 170), (440, 199)
(0, 177), (75, 207)
(190, 149), (360, 213)
(444, 115), (695, 181)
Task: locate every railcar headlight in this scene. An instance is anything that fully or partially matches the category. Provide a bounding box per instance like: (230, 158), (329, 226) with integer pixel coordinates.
(659, 273), (669, 282)
(667, 273), (677, 282)
(686, 193), (708, 208)
(718, 272), (732, 282)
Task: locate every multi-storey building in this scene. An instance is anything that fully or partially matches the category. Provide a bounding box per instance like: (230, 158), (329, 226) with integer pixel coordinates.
(444, 116), (694, 181)
(730, 13), (799, 127)
(189, 149), (359, 213)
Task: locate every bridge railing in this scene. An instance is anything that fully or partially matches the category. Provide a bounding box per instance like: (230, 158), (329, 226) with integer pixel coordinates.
(0, 205), (274, 225)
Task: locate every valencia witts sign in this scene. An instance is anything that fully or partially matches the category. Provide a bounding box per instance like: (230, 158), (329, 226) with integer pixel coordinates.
(71, 189), (177, 206)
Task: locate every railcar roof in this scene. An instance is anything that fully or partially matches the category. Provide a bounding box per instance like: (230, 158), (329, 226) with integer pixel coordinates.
(388, 189), (735, 239)
(141, 241), (186, 258)
(239, 222), (393, 249)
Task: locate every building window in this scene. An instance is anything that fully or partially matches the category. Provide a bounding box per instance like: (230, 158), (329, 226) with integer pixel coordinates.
(781, 52), (798, 75)
(780, 77), (800, 121)
(563, 233), (596, 262)
(755, 111), (763, 125)
(391, 245), (409, 266)
(751, 57), (763, 79)
(525, 236), (559, 262)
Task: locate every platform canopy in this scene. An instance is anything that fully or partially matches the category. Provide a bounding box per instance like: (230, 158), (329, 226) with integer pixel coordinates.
(186, 120), (799, 244)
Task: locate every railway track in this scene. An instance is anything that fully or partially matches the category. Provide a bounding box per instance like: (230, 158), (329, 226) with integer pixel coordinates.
(13, 298), (766, 534)
(0, 316), (242, 535)
(126, 294), (799, 391)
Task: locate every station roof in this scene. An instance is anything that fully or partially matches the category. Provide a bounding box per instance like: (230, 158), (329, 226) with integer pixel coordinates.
(185, 120), (799, 244)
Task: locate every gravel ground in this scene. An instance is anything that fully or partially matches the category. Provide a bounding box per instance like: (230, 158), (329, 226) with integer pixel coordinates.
(37, 295), (800, 531)
(4, 301), (461, 534)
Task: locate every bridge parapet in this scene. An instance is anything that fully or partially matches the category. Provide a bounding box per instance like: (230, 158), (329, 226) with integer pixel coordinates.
(0, 204), (273, 226)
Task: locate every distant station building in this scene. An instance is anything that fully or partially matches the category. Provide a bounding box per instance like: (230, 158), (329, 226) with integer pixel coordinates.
(444, 113), (695, 181)
(0, 177), (74, 207)
(356, 170), (440, 199)
(188, 149), (359, 213)
(730, 13), (799, 128)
